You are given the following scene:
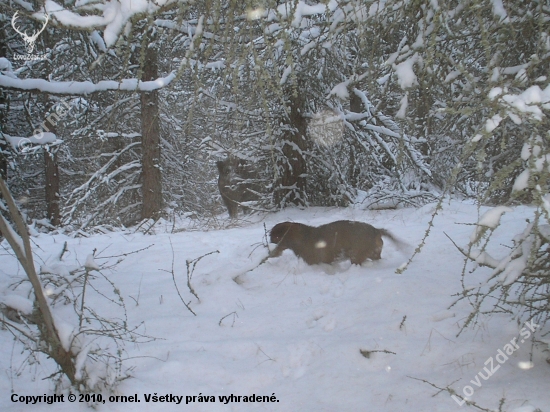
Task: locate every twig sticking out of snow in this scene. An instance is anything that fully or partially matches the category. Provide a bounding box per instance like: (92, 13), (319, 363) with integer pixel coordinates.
(186, 250), (220, 303)
(219, 311), (238, 327)
(408, 376), (507, 412)
(161, 239), (196, 316)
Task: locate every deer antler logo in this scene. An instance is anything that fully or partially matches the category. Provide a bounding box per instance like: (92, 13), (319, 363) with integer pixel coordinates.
(11, 12), (49, 54)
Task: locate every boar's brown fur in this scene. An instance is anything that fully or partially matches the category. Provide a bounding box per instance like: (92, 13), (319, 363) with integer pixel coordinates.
(269, 220), (402, 265)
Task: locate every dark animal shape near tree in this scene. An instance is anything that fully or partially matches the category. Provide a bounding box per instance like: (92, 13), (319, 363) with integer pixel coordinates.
(269, 220), (403, 265)
(216, 158), (259, 219)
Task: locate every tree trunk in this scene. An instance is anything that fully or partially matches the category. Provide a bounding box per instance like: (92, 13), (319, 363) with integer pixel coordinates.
(44, 147), (60, 225)
(34, 26), (62, 226)
(0, 34), (7, 182)
(140, 42), (162, 220)
(348, 90), (362, 188)
(0, 140), (6, 181)
(275, 93), (308, 207)
(0, 92), (6, 237)
(0, 102), (7, 182)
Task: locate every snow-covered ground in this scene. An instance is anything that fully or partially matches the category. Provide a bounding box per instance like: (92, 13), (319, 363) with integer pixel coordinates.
(0, 201), (548, 411)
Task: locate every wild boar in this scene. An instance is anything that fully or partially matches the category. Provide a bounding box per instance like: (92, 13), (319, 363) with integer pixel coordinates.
(216, 157), (259, 219)
(269, 220), (402, 265)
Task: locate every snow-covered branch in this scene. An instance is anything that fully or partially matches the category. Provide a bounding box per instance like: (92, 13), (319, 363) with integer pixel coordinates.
(44, 0), (179, 46)
(0, 71), (176, 95)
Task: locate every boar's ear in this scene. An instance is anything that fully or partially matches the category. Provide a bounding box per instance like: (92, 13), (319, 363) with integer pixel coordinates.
(217, 159), (231, 174)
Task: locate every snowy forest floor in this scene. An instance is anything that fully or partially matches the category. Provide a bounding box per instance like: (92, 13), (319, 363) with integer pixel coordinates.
(0, 200), (548, 412)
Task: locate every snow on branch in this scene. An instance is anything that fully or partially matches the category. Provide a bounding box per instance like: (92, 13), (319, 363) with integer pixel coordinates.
(349, 88), (432, 179)
(4, 132), (60, 152)
(44, 0), (178, 47)
(0, 71), (176, 95)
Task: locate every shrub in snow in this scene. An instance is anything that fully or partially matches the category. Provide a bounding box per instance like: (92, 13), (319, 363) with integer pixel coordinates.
(1, 177), (153, 392)
(452, 206), (550, 336)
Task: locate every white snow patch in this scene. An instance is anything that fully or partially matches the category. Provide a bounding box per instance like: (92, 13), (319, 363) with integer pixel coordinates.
(471, 206), (513, 243)
(84, 254), (101, 271)
(444, 70), (461, 83)
(512, 169), (530, 192)
(394, 53), (421, 89)
(0, 58), (14, 76)
(74, 343), (92, 381)
(1, 294), (34, 315)
(329, 81), (349, 100)
(5, 132), (58, 150)
(469, 249), (500, 268)
(53, 315), (76, 352)
(507, 111), (522, 124)
(498, 255), (527, 285)
(45, 0), (172, 47)
(396, 93), (408, 118)
(491, 0), (509, 22)
(0, 72), (177, 94)
(1, 202), (549, 411)
(488, 87), (504, 99)
(485, 114), (503, 132)
(90, 31), (107, 52)
(377, 73), (390, 85)
(501, 85), (550, 121)
(478, 206), (513, 229)
(280, 65), (293, 85)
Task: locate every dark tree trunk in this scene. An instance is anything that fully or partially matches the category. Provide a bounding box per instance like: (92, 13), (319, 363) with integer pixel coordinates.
(35, 24), (61, 226)
(140, 43), (162, 220)
(0, 77), (6, 238)
(348, 90), (363, 187)
(275, 93), (308, 207)
(0, 101), (7, 181)
(44, 147), (60, 225)
(0, 34), (7, 181)
(0, 123), (5, 237)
